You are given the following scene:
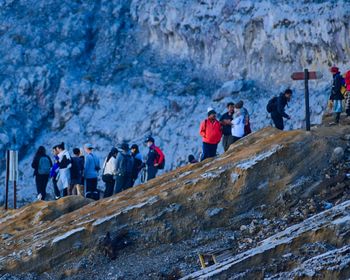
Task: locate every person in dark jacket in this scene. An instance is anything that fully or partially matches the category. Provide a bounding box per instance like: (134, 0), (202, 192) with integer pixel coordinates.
(270, 89), (292, 130)
(220, 102), (235, 152)
(115, 143), (134, 194)
(70, 148), (84, 196)
(50, 146), (61, 200)
(329, 66), (344, 124)
(144, 137), (164, 181)
(31, 146), (52, 200)
(130, 144), (143, 187)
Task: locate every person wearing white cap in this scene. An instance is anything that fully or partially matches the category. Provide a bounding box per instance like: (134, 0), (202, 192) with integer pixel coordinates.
(84, 143), (100, 199)
(199, 108), (222, 161)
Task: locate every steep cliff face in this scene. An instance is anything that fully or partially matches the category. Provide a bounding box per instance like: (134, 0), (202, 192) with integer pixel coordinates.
(0, 0), (349, 203)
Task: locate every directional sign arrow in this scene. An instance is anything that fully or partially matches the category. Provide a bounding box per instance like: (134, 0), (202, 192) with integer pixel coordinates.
(291, 71), (323, 80)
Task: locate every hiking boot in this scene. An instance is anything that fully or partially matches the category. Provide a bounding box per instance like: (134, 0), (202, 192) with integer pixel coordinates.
(37, 193), (42, 200)
(55, 196), (61, 200)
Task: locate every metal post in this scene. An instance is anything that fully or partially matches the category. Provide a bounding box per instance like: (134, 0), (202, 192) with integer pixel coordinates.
(5, 150), (9, 210)
(13, 180), (17, 209)
(304, 69), (311, 131)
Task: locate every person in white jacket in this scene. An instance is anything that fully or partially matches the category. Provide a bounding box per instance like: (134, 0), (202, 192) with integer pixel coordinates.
(231, 104), (245, 143)
(56, 142), (72, 197)
(102, 147), (118, 198)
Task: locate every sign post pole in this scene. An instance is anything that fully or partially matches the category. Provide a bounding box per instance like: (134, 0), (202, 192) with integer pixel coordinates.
(291, 70), (322, 131)
(304, 69), (311, 131)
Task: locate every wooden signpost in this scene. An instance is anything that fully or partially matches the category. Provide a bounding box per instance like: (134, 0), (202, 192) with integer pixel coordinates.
(291, 69), (323, 131)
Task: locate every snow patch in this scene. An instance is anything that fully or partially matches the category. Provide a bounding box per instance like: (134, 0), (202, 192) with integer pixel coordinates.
(52, 227), (85, 245)
(236, 145), (283, 170)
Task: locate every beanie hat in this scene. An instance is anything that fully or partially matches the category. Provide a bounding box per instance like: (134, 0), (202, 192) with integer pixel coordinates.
(330, 66), (339, 73)
(207, 110), (216, 116)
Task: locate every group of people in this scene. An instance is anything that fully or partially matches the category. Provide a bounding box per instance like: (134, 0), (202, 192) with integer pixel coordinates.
(199, 100), (251, 160)
(328, 66), (350, 124)
(32, 67), (349, 201)
(31, 137), (165, 201)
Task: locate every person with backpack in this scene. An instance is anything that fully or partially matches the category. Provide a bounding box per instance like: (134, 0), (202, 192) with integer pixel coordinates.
(144, 137), (165, 181)
(199, 108), (222, 161)
(231, 102), (246, 142)
(329, 66), (344, 124)
(345, 70), (350, 117)
(70, 148), (84, 196)
(130, 144), (143, 187)
(267, 89), (292, 130)
(220, 102), (235, 152)
(31, 146), (52, 200)
(56, 142), (72, 197)
(84, 143), (100, 200)
(50, 146), (61, 200)
(115, 143), (134, 194)
(102, 147), (118, 198)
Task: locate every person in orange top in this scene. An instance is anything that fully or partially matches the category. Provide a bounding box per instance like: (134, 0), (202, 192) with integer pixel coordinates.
(199, 108), (222, 161)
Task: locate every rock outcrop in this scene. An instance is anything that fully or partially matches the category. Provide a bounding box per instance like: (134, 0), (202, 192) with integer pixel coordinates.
(1, 125), (350, 279)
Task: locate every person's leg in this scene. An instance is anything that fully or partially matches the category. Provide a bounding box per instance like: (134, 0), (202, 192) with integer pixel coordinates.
(104, 179), (115, 198)
(201, 142), (209, 161)
(41, 174), (49, 200)
(85, 178), (93, 193)
(52, 178), (60, 198)
(222, 135), (229, 152)
(272, 114), (284, 130)
(208, 143), (218, 158)
(62, 188), (68, 197)
(336, 112), (341, 123)
(115, 176), (123, 194)
(35, 176), (41, 198)
(147, 166), (158, 181)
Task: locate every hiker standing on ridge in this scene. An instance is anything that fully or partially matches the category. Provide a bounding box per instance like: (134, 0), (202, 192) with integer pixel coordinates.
(56, 142), (72, 197)
(345, 69), (350, 117)
(70, 148), (84, 196)
(329, 66), (344, 124)
(130, 144), (143, 187)
(268, 89), (292, 130)
(199, 108), (222, 160)
(237, 100), (251, 136)
(50, 146), (61, 200)
(220, 102), (235, 152)
(102, 147), (118, 198)
(144, 136), (165, 181)
(31, 146), (52, 200)
(231, 102), (246, 143)
(115, 143), (134, 194)
(84, 143), (100, 200)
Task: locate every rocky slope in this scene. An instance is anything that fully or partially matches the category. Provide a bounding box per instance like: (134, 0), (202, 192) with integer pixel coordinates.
(0, 0), (349, 204)
(1, 122), (350, 279)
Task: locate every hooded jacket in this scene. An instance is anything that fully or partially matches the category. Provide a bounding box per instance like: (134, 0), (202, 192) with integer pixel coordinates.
(199, 118), (222, 144)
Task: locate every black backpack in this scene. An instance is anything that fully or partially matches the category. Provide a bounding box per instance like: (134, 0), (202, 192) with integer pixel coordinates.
(266, 96), (278, 113)
(119, 154), (133, 176)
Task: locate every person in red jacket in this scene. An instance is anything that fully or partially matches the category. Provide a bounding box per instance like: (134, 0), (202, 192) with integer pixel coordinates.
(345, 70), (350, 116)
(199, 108), (222, 161)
